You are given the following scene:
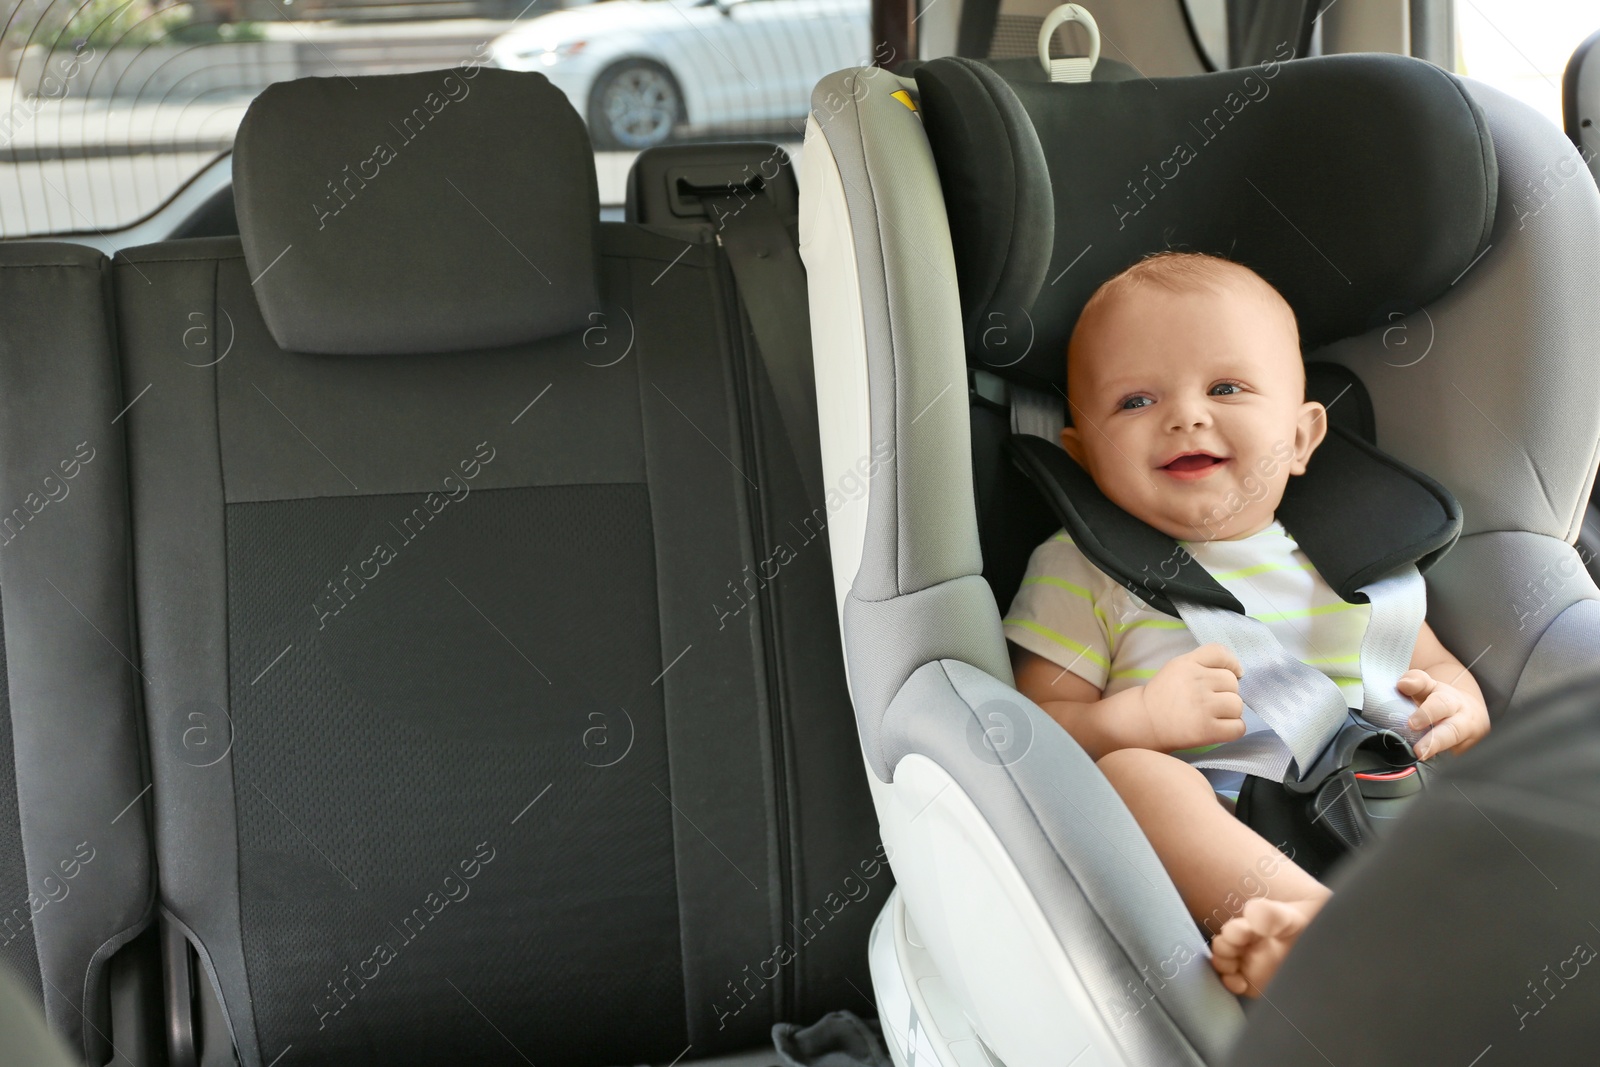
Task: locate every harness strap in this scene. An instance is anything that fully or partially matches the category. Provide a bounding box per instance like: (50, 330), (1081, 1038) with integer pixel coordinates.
(1171, 563), (1428, 784)
(1353, 564), (1427, 744)
(1171, 598), (1346, 781)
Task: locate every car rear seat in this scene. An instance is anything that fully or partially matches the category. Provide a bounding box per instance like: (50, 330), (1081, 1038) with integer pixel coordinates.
(0, 244), (158, 1064)
(107, 68), (878, 1066)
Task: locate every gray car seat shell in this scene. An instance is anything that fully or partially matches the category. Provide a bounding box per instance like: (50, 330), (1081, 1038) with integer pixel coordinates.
(798, 49), (1600, 1067)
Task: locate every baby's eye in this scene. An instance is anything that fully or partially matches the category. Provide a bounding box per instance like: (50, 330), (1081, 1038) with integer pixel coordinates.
(1209, 381), (1245, 396)
(1119, 395), (1153, 410)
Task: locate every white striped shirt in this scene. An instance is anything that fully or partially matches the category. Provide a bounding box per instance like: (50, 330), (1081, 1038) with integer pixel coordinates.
(1003, 519), (1371, 796)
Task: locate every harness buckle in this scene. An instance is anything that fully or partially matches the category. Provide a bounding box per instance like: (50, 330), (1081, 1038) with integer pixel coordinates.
(1283, 714), (1424, 852)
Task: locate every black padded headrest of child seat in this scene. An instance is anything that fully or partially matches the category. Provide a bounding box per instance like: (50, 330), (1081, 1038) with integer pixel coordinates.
(913, 53), (1497, 392)
(1006, 363), (1463, 617)
(233, 67), (601, 356)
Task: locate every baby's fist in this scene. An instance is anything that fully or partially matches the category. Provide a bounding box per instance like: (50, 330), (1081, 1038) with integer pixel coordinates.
(1142, 643), (1246, 752)
(1398, 668), (1489, 759)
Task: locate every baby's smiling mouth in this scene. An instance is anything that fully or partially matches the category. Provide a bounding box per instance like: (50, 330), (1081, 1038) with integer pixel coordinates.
(1157, 450), (1229, 480)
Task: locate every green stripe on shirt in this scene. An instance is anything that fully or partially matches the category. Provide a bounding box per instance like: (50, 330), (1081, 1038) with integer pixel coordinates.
(1209, 560), (1318, 581)
(1111, 617), (1189, 635)
(1002, 618), (1110, 670)
(1020, 575), (1095, 602)
(1251, 601), (1365, 623)
(1172, 742), (1225, 756)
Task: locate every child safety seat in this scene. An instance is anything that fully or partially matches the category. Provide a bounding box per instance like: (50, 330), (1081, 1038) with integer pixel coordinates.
(1010, 421), (1458, 879)
(798, 8), (1600, 1066)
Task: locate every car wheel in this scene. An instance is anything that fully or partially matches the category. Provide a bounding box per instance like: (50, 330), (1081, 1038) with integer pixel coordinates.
(588, 60), (682, 151)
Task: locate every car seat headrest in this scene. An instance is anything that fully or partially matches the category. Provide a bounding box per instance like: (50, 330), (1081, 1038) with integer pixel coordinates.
(914, 53), (1498, 392)
(233, 67), (601, 356)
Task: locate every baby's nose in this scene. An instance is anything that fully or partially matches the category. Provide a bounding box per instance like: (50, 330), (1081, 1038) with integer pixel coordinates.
(1168, 402), (1212, 430)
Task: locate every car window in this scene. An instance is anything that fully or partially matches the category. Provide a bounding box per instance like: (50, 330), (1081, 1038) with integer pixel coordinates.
(1456, 0), (1596, 129)
(0, 0), (870, 240)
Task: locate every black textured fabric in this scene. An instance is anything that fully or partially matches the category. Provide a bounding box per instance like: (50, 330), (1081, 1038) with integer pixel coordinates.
(1304, 361), (1375, 445)
(1225, 672), (1600, 1065)
(913, 58), (1054, 360)
(122, 140), (880, 1062)
(226, 484), (684, 1066)
(0, 607), (43, 1008)
(1007, 433), (1246, 616)
(233, 68), (600, 356)
(915, 52), (1498, 392)
(1276, 425), (1461, 601)
(723, 235), (889, 1025)
(971, 398), (1071, 613)
(0, 243), (154, 1060)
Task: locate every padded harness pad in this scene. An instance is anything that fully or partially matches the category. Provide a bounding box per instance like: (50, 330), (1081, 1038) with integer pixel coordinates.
(234, 67), (601, 355)
(1008, 405), (1462, 618)
(915, 53), (1498, 392)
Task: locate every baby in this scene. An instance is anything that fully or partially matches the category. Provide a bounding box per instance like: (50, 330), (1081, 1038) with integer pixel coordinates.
(1005, 251), (1491, 996)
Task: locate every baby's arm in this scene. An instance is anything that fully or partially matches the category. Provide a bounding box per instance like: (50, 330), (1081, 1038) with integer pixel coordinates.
(1010, 642), (1248, 760)
(1397, 621), (1491, 759)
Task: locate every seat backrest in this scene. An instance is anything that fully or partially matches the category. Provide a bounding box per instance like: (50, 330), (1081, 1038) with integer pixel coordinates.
(113, 68), (877, 1066)
(0, 243), (155, 1064)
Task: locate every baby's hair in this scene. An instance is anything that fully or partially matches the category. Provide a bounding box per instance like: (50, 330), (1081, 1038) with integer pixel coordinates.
(1077, 251), (1297, 333)
(1064, 251), (1302, 421)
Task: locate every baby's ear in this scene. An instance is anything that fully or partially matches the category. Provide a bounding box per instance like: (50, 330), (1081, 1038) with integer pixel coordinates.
(1060, 425), (1087, 466)
(1289, 400), (1329, 475)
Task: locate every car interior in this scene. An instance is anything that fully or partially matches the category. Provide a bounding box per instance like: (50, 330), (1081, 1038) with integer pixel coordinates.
(0, 0), (1598, 1065)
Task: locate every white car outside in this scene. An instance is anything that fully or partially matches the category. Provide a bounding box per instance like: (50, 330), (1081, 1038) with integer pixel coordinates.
(489, 0), (870, 149)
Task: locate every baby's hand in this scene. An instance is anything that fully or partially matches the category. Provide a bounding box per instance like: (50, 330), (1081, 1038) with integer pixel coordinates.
(1139, 643), (1247, 753)
(1398, 668), (1490, 760)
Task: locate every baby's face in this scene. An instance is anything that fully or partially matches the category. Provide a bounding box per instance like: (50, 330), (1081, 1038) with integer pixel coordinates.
(1060, 282), (1327, 542)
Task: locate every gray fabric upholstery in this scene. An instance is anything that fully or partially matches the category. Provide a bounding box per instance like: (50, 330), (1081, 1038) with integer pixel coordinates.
(1310, 80), (1600, 726)
(113, 236), (256, 1067)
(233, 68), (600, 356)
(880, 660), (1243, 1064)
(1509, 598), (1600, 711)
(810, 69), (984, 604)
(842, 575), (1012, 782)
(0, 243), (154, 1061)
(1423, 531), (1600, 720)
(1314, 82), (1600, 547)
